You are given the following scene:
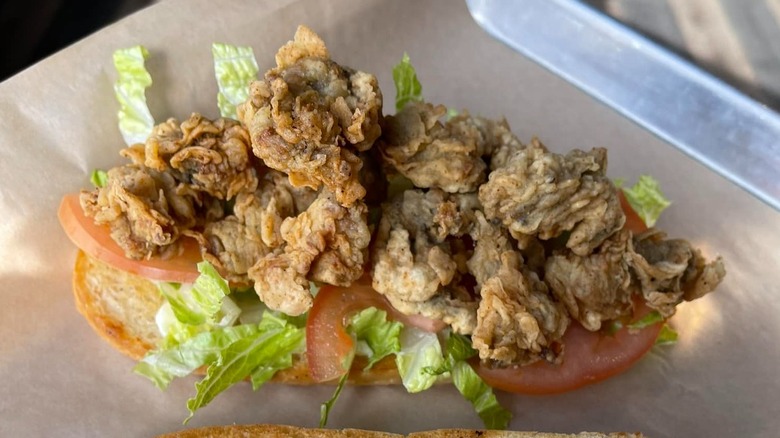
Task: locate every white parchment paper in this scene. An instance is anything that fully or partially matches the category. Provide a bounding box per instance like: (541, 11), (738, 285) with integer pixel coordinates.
(1, 0), (779, 436)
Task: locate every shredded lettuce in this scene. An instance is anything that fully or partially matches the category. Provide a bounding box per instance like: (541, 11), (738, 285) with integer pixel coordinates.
(656, 324), (679, 345)
(347, 307), (402, 369)
(154, 301), (204, 348)
(621, 175), (671, 228)
(423, 332), (511, 430)
(134, 324), (260, 390)
(158, 261), (233, 327)
(393, 53), (423, 111)
(212, 43), (259, 119)
(320, 307), (402, 426)
(185, 313), (304, 422)
(627, 310), (664, 330)
(451, 361), (512, 430)
(395, 327), (445, 393)
(113, 46), (154, 145)
(320, 373), (349, 427)
(90, 169), (108, 188)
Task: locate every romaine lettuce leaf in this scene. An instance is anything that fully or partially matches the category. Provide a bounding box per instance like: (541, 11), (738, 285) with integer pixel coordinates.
(395, 326), (445, 393)
(656, 324), (679, 345)
(90, 169), (108, 188)
(451, 361), (512, 430)
(347, 307), (402, 369)
(320, 373), (349, 427)
(157, 261), (233, 327)
(320, 307), (402, 426)
(134, 323), (260, 390)
(212, 43), (259, 119)
(621, 175), (671, 227)
(393, 53), (423, 111)
(423, 331), (511, 430)
(113, 46), (154, 145)
(627, 310), (664, 330)
(185, 313), (304, 422)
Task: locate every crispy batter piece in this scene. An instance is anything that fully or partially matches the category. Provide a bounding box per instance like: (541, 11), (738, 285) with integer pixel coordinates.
(249, 191), (371, 316)
(80, 164), (206, 260)
(480, 137), (625, 256)
(628, 229), (726, 317)
(545, 228), (726, 328)
(238, 25), (382, 206)
(123, 113), (258, 200)
(81, 114), (256, 260)
(378, 102), (524, 193)
(190, 170), (317, 284)
(545, 229), (634, 331)
(469, 213), (569, 365)
(371, 189), (480, 333)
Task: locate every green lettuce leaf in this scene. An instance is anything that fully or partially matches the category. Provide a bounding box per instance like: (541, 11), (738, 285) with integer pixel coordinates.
(347, 307), (402, 369)
(656, 324), (679, 345)
(393, 53), (423, 111)
(134, 324), (259, 390)
(446, 332), (478, 362)
(319, 307), (402, 427)
(320, 373), (349, 427)
(90, 169), (108, 188)
(424, 332), (511, 430)
(451, 361), (512, 430)
(212, 43), (259, 119)
(627, 310), (664, 330)
(395, 327), (445, 393)
(185, 313), (305, 422)
(157, 261), (233, 327)
(113, 46), (154, 145)
(154, 301), (204, 348)
(621, 175), (671, 228)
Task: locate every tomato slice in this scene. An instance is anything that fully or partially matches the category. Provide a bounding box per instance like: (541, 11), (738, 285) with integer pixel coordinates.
(306, 277), (446, 382)
(620, 191), (648, 234)
(474, 301), (661, 394)
(58, 193), (201, 283)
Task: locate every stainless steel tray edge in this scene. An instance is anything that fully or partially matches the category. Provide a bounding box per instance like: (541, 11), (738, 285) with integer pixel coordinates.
(466, 0), (780, 211)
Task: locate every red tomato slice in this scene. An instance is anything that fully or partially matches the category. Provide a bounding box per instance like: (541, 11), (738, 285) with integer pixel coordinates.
(58, 193), (201, 283)
(474, 302), (662, 395)
(306, 277), (446, 382)
(620, 191), (648, 234)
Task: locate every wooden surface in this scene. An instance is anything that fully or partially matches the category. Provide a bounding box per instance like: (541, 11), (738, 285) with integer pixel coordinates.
(582, 0), (780, 111)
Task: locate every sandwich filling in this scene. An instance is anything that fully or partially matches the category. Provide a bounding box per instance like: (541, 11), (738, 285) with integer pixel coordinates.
(67, 26), (726, 429)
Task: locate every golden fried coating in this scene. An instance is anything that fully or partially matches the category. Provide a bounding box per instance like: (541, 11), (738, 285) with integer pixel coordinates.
(628, 229), (726, 317)
(238, 25), (383, 207)
(378, 102), (523, 193)
(545, 229), (634, 331)
(469, 212), (569, 366)
(480, 137), (625, 256)
(371, 189), (480, 334)
(249, 191), (371, 316)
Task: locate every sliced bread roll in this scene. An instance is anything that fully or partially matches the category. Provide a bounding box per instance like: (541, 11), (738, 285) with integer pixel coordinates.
(72, 250), (400, 385)
(157, 424), (642, 438)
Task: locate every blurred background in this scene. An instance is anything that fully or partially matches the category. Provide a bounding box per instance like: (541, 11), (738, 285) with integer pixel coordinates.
(3, 0), (780, 111)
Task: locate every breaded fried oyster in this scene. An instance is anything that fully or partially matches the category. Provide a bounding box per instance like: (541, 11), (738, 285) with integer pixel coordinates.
(238, 25), (383, 207)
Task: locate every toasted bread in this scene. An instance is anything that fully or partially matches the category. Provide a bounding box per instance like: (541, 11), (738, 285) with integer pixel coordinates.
(72, 250), (400, 385)
(157, 424), (642, 438)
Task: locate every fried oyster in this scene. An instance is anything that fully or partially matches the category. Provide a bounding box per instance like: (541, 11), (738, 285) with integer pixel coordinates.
(81, 113), (255, 260)
(238, 25), (383, 207)
(377, 101), (523, 193)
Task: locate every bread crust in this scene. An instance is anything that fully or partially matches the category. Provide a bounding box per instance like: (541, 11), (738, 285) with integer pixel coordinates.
(156, 424), (642, 438)
(72, 250), (400, 385)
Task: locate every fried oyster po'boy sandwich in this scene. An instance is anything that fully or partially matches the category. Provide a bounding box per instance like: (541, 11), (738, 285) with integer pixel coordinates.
(58, 25), (726, 429)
